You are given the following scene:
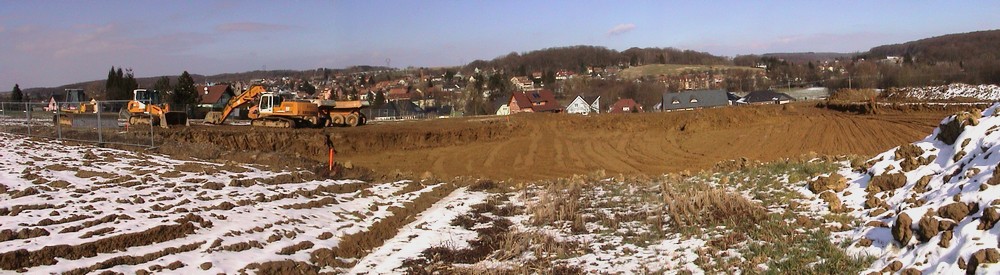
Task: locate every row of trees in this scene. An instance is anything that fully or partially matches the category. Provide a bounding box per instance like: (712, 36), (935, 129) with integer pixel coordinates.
(106, 67), (199, 107)
(465, 45), (728, 76)
(105, 67), (138, 100)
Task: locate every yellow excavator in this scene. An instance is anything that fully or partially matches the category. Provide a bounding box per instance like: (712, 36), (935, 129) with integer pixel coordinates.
(204, 84), (368, 128)
(205, 85), (320, 128)
(125, 89), (188, 128)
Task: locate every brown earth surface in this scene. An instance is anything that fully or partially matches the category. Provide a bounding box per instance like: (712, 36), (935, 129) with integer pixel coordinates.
(146, 102), (964, 181)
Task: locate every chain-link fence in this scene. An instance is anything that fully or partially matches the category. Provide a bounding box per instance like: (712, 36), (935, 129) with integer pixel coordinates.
(361, 108), (428, 122)
(0, 100), (160, 148)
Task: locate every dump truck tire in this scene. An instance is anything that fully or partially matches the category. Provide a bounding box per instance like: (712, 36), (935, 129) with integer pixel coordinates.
(330, 114), (345, 126)
(346, 114), (359, 127)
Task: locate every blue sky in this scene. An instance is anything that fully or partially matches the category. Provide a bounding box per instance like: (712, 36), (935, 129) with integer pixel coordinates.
(1, 0), (998, 89)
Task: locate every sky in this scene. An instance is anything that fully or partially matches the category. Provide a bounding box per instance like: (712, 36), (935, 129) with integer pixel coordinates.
(1, 0), (999, 89)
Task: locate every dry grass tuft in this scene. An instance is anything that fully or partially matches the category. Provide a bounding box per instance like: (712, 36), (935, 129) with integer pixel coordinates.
(663, 188), (767, 229)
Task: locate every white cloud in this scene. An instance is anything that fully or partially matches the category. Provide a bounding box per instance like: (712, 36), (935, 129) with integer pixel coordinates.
(607, 23), (636, 36)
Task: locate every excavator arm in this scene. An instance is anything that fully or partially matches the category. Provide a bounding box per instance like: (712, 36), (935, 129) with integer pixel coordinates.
(204, 85), (267, 124)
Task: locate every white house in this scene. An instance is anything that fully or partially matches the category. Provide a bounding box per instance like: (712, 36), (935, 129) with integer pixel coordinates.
(496, 104), (510, 116)
(565, 95), (601, 115)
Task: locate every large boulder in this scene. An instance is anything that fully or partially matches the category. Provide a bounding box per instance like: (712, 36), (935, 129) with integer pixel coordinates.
(892, 213), (913, 245)
(969, 248), (1000, 274)
(979, 207), (1000, 230)
(868, 173), (907, 193)
(938, 230), (953, 248)
(895, 144), (926, 172)
(809, 174), (848, 193)
(936, 110), (980, 145)
(938, 202), (972, 222)
(916, 213), (940, 243)
(914, 175), (933, 193)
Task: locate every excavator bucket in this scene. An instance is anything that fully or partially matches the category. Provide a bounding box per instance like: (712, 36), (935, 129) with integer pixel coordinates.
(204, 111), (224, 125)
(159, 111), (188, 128)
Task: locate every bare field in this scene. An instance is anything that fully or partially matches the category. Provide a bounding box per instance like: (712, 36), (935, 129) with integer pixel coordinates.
(154, 103), (962, 181)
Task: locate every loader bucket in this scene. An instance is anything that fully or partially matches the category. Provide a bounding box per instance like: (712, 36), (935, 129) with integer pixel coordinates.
(204, 111), (224, 125)
(159, 112), (188, 128)
(55, 113), (108, 128)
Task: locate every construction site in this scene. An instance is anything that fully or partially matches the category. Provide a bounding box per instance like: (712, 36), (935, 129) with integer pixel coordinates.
(4, 85), (1000, 274)
(1, 95), (974, 180)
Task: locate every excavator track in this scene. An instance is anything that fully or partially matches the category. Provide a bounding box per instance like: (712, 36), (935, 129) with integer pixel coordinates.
(251, 116), (297, 128)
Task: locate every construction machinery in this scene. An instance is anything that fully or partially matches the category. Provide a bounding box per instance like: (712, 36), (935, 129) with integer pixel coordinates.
(125, 89), (188, 128)
(52, 89), (100, 127)
(204, 85), (369, 128)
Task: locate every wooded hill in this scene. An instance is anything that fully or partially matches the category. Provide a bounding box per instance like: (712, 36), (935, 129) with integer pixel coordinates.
(465, 45), (729, 74)
(865, 29), (1000, 63)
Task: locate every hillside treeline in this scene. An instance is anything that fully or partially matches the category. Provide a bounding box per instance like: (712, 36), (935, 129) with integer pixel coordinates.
(465, 45), (728, 74)
(866, 30), (1000, 63)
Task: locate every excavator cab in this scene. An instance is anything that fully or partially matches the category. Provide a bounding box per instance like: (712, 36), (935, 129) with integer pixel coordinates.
(258, 93), (284, 115)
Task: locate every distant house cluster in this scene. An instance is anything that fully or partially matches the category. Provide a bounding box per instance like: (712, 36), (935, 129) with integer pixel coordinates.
(494, 89), (796, 117)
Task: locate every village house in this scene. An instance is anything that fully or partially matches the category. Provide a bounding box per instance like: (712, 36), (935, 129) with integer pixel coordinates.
(565, 95), (601, 115)
(495, 104), (510, 115)
(738, 90), (795, 105)
(609, 98), (643, 113)
(511, 76), (535, 91)
(555, 70), (576, 80)
(196, 84), (235, 109)
(386, 87), (412, 101)
(508, 90), (563, 114)
(660, 89), (731, 111)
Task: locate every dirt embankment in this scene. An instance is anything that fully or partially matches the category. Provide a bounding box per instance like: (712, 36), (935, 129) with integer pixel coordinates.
(154, 118), (517, 169)
(155, 103), (962, 181)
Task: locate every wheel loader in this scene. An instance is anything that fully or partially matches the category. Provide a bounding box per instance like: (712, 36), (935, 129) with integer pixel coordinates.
(125, 89), (188, 128)
(204, 85), (368, 128)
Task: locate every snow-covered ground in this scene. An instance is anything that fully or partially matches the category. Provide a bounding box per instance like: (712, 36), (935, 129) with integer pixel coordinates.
(0, 133), (454, 274)
(798, 103), (1000, 273)
(895, 83), (1000, 101)
(9, 99), (1000, 274)
(349, 187), (488, 274)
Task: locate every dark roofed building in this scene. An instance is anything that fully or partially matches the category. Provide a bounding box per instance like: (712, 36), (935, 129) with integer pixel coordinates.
(739, 90), (795, 105)
(661, 89), (731, 111)
(364, 100), (425, 120)
(509, 90), (562, 114)
(197, 84), (235, 109)
(609, 98), (643, 113)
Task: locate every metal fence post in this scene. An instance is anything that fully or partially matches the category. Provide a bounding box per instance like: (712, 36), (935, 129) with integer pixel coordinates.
(25, 101), (30, 136)
(147, 105), (154, 148)
(56, 101), (62, 141)
(97, 101), (103, 144)
(149, 101), (154, 148)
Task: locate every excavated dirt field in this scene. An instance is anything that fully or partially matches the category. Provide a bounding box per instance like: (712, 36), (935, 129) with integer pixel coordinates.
(149, 102), (969, 181)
